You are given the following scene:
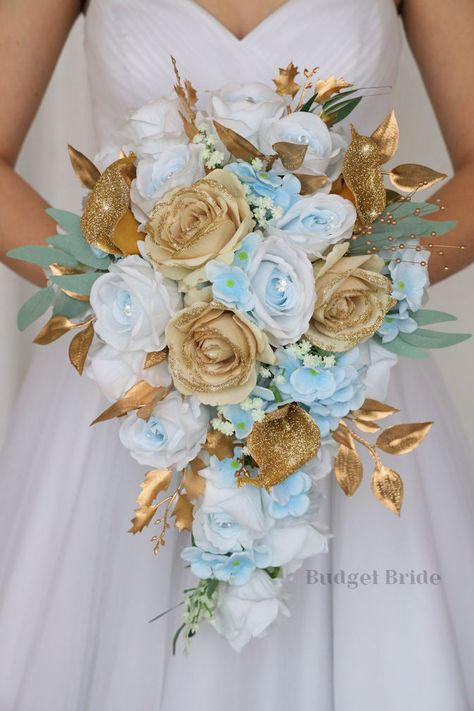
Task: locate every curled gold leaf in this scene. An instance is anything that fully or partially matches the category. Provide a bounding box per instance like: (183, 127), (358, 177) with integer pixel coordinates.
(371, 465), (403, 515)
(353, 399), (400, 422)
(91, 381), (169, 425)
(370, 111), (399, 164)
(60, 288), (90, 302)
(68, 321), (95, 375)
(273, 62), (300, 98)
(213, 121), (265, 162)
(172, 493), (194, 532)
(144, 349), (168, 369)
(183, 457), (206, 499)
(389, 164), (447, 192)
(67, 144), (101, 190)
(272, 141), (308, 171)
(49, 264), (83, 277)
(33, 315), (94, 345)
(334, 444), (363, 496)
(332, 423), (356, 449)
(203, 431), (235, 460)
(352, 418), (381, 434)
(129, 469), (173, 534)
(376, 422), (433, 455)
(315, 75), (352, 103)
(295, 173), (329, 195)
(343, 126), (386, 224)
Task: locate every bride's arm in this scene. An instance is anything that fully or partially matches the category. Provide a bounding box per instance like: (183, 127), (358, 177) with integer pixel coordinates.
(402, 0), (474, 283)
(0, 0), (81, 286)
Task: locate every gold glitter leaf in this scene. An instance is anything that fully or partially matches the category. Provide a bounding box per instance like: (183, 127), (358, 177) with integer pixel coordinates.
(273, 62), (300, 98)
(334, 444), (363, 496)
(33, 315), (94, 345)
(203, 431), (235, 460)
(370, 111), (399, 164)
(376, 422), (433, 455)
(68, 321), (94, 375)
(343, 126), (386, 224)
(246, 404), (320, 489)
(129, 469), (173, 534)
(91, 381), (169, 425)
(213, 121), (265, 162)
(295, 174), (329, 195)
(371, 465), (403, 515)
(67, 145), (101, 190)
(315, 75), (352, 103)
(272, 142), (308, 171)
(144, 349), (168, 370)
(353, 399), (400, 422)
(389, 164), (447, 192)
(183, 457), (206, 499)
(172, 493), (194, 532)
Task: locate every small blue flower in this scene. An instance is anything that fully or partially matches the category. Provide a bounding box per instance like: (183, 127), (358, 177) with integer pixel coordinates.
(225, 162), (301, 212)
(208, 453), (243, 489)
(181, 547), (228, 579)
(378, 300), (418, 343)
(205, 261), (255, 312)
(221, 404), (255, 439)
(268, 470), (312, 519)
(213, 551), (256, 585)
(389, 260), (428, 311)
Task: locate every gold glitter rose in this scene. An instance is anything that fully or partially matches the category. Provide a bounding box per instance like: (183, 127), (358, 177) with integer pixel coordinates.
(306, 242), (395, 352)
(145, 169), (254, 287)
(165, 301), (275, 405)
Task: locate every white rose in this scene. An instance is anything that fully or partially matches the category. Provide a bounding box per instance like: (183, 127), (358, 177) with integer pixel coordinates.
(211, 570), (289, 651)
(131, 144), (205, 222)
(90, 255), (182, 353)
(357, 340), (399, 401)
(241, 231), (316, 346)
(119, 391), (209, 470)
(123, 97), (186, 157)
(262, 523), (329, 573)
(193, 470), (272, 553)
(86, 341), (171, 402)
(207, 82), (289, 142)
(306, 437), (338, 481)
(258, 112), (347, 180)
(273, 193), (356, 258)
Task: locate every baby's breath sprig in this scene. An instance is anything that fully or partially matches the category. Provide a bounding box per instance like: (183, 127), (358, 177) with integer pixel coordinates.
(173, 579), (219, 654)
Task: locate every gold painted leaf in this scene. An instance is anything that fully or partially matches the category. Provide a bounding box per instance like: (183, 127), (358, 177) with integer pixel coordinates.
(172, 493), (194, 532)
(389, 164), (447, 192)
(331, 423), (355, 449)
(144, 349), (168, 369)
(91, 380), (168, 425)
(272, 142), (308, 171)
(129, 468), (172, 534)
(68, 321), (95, 375)
(203, 431), (235, 460)
(376, 422), (433, 455)
(273, 62), (300, 98)
(183, 457), (206, 499)
(353, 398), (400, 422)
(334, 444), (363, 496)
(179, 112), (199, 141)
(33, 315), (93, 345)
(371, 465), (403, 515)
(315, 75), (352, 103)
(213, 121), (265, 162)
(295, 173), (329, 195)
(129, 504), (159, 534)
(67, 145), (101, 189)
(352, 418), (381, 434)
(49, 264), (83, 277)
(370, 111), (399, 164)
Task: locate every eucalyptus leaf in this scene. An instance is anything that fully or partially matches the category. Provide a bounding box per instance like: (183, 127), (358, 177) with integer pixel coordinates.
(325, 97), (362, 124)
(412, 309), (458, 326)
(400, 328), (471, 349)
(53, 291), (90, 318)
(17, 287), (55, 331)
(7, 245), (78, 269)
(48, 233), (111, 270)
(50, 272), (102, 296)
(46, 208), (82, 236)
(387, 201), (440, 218)
(374, 334), (429, 359)
(322, 88), (359, 112)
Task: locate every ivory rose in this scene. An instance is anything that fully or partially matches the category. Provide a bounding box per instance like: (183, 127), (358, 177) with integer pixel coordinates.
(306, 243), (395, 352)
(165, 301), (275, 405)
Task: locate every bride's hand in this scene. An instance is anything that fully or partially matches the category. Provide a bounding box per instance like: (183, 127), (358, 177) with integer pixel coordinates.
(402, 0), (474, 283)
(0, 0), (81, 285)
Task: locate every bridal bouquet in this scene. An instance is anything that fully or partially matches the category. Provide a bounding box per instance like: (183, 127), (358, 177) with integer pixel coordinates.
(11, 60), (470, 651)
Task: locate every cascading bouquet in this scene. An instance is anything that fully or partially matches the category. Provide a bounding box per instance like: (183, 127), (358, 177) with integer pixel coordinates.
(10, 60), (470, 652)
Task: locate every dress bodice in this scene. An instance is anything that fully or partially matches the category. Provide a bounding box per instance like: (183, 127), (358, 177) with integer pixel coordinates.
(84, 0), (402, 144)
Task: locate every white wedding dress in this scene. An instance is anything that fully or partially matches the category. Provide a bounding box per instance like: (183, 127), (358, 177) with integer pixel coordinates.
(1, 1), (473, 709)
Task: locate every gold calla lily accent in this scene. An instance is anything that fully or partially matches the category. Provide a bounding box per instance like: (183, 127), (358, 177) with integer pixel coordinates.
(342, 125), (387, 225)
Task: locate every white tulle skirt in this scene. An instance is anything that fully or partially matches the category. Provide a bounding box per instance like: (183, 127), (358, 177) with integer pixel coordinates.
(0, 341), (473, 711)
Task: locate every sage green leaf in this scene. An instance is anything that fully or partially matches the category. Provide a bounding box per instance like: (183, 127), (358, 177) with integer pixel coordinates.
(322, 88), (359, 112)
(374, 334), (429, 359)
(387, 202), (439, 218)
(48, 233), (111, 270)
(413, 309), (457, 326)
(53, 291), (90, 319)
(326, 97), (362, 125)
(400, 328), (471, 349)
(50, 272), (102, 296)
(17, 287), (55, 331)
(46, 208), (82, 235)
(7, 245), (78, 269)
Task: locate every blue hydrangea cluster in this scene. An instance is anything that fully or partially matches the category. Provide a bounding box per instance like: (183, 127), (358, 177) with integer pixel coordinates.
(378, 251), (428, 343)
(225, 161), (301, 215)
